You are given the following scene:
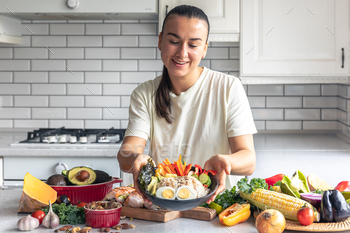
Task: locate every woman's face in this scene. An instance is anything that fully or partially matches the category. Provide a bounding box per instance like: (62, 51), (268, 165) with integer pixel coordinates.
(158, 15), (209, 80)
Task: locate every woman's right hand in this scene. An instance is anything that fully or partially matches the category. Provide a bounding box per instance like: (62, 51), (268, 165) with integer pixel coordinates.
(131, 154), (153, 205)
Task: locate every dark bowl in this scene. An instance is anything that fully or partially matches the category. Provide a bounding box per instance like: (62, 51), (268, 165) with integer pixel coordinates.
(138, 173), (218, 211)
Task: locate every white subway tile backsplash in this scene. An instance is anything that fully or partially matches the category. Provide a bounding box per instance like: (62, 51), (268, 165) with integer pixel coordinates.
(103, 84), (138, 95)
(321, 84), (337, 96)
(121, 48), (156, 59)
(86, 24), (120, 35)
(205, 48), (229, 59)
(103, 36), (138, 47)
(0, 108), (30, 119)
(247, 97), (265, 108)
(303, 97), (337, 108)
(211, 42), (238, 47)
(251, 109), (283, 120)
(0, 60), (30, 71)
(338, 97), (347, 110)
(0, 36), (31, 47)
(67, 60), (101, 71)
(50, 96), (84, 107)
(14, 72), (48, 83)
(338, 85), (348, 97)
(121, 72), (156, 83)
(285, 85), (320, 96)
(121, 96), (130, 107)
(121, 120), (128, 128)
(49, 120), (84, 128)
(0, 96), (13, 107)
(229, 48), (239, 59)
(266, 121), (302, 130)
(121, 24), (157, 35)
(321, 109), (338, 120)
(15, 96), (48, 107)
(0, 72), (12, 83)
(68, 108), (102, 119)
(85, 48), (120, 59)
(32, 60), (66, 71)
(199, 60), (210, 68)
(254, 121), (265, 130)
(14, 120), (48, 128)
(139, 36), (159, 47)
(103, 60), (137, 71)
(67, 84), (101, 95)
(32, 84), (66, 95)
(0, 120), (13, 128)
(338, 110), (347, 123)
(50, 24), (84, 35)
(85, 96), (120, 107)
(68, 20), (103, 23)
(49, 48), (84, 59)
(303, 121), (337, 130)
(211, 60), (239, 72)
(14, 48), (48, 59)
(68, 36), (102, 47)
(22, 24), (49, 35)
(32, 36), (66, 47)
(32, 108), (66, 119)
(0, 84), (30, 95)
(85, 120), (120, 129)
(0, 48), (12, 58)
(267, 97), (302, 108)
(285, 109), (320, 120)
(32, 20), (67, 23)
(248, 85), (283, 96)
(85, 72), (120, 83)
(102, 108), (129, 119)
(139, 60), (163, 71)
(49, 72), (84, 83)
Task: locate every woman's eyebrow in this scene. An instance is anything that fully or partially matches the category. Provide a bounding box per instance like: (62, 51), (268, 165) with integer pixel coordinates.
(167, 32), (202, 41)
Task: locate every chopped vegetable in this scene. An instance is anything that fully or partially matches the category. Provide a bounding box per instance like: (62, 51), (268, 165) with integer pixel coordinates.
(208, 202), (224, 214)
(42, 203), (85, 225)
(199, 173), (209, 184)
(300, 193), (322, 209)
(264, 174), (285, 189)
(237, 178), (268, 194)
(202, 186), (244, 210)
(335, 181), (350, 192)
(219, 203), (251, 226)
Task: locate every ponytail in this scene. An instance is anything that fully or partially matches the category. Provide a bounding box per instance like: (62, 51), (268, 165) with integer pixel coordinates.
(155, 65), (173, 123)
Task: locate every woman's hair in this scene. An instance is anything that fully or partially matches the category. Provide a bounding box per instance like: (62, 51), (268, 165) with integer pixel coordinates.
(155, 5), (210, 124)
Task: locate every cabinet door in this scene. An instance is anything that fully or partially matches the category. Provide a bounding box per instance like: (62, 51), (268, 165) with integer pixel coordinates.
(159, 0), (239, 34)
(241, 0), (349, 76)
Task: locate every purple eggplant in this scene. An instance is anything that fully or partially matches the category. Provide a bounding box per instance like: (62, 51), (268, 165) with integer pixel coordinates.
(300, 193), (322, 209)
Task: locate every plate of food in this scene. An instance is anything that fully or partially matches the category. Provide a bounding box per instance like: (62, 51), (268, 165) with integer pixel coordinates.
(137, 156), (218, 211)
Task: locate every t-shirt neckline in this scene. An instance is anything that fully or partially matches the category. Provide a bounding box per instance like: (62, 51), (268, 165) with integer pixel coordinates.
(169, 67), (207, 98)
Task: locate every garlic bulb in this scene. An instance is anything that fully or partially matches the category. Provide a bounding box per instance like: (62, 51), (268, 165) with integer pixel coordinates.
(17, 215), (39, 231)
(42, 201), (59, 228)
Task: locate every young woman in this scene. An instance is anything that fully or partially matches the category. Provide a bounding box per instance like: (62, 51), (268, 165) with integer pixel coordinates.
(117, 5), (257, 204)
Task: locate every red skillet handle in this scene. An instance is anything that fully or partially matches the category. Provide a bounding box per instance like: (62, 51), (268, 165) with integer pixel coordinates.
(111, 177), (123, 184)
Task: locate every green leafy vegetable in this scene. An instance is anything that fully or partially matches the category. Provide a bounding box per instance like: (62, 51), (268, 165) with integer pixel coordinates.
(42, 203), (85, 225)
(237, 178), (268, 194)
(138, 158), (156, 192)
(269, 180), (282, 191)
(201, 186), (244, 210)
(314, 188), (324, 194)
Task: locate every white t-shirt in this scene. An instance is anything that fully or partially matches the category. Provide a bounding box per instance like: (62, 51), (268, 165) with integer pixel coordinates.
(125, 67), (257, 189)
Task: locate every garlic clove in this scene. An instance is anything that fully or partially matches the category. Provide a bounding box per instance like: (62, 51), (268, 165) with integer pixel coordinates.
(42, 200), (60, 228)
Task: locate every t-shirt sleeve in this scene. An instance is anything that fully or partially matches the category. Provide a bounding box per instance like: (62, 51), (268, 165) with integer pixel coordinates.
(124, 89), (151, 140)
(226, 78), (257, 137)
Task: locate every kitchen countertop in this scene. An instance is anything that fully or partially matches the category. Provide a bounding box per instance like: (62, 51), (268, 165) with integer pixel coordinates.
(3, 189), (348, 233)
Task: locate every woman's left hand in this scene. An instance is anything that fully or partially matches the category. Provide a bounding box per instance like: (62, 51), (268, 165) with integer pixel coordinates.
(203, 154), (231, 204)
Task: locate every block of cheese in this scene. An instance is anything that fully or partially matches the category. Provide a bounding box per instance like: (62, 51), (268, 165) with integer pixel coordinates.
(18, 173), (57, 213)
(307, 173), (333, 192)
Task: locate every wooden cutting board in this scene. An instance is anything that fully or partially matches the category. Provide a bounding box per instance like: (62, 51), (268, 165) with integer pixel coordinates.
(121, 206), (216, 222)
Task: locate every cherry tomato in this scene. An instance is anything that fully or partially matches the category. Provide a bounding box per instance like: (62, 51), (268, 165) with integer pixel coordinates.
(77, 202), (86, 208)
(297, 207), (314, 226)
(31, 210), (46, 225)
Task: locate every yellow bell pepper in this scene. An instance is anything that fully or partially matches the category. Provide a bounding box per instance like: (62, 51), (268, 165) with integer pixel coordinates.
(219, 203), (251, 227)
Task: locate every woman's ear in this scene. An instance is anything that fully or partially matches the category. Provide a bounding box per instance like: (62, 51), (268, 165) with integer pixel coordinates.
(158, 32), (162, 51)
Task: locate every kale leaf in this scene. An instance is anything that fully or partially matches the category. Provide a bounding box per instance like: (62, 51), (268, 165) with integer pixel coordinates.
(237, 178), (268, 194)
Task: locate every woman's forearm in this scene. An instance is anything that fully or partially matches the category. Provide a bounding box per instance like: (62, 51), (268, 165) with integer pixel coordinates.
(222, 149), (256, 176)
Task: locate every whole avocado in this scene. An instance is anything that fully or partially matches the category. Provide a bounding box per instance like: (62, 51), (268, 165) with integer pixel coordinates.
(94, 170), (111, 184)
(47, 174), (67, 186)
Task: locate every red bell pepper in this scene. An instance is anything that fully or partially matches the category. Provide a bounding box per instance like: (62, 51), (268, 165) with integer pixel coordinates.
(194, 164), (202, 175)
(335, 181), (350, 192)
(207, 170), (217, 176)
(184, 164), (192, 176)
(264, 174), (285, 188)
(194, 167), (199, 176)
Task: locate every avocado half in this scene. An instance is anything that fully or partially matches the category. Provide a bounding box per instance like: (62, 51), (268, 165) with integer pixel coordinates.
(67, 166), (96, 185)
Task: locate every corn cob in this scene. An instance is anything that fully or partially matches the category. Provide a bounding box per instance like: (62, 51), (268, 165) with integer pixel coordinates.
(240, 189), (320, 222)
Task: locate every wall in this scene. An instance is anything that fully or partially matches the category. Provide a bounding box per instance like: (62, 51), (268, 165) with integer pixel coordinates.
(0, 20), (349, 136)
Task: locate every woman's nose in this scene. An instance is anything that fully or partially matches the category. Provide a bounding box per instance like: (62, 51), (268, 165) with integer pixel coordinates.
(176, 43), (188, 58)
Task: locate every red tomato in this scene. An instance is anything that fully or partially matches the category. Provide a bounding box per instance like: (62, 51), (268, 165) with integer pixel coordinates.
(297, 207), (314, 226)
(77, 202), (86, 208)
(31, 210), (46, 225)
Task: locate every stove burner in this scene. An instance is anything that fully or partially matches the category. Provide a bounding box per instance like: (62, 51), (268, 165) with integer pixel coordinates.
(20, 127), (125, 144)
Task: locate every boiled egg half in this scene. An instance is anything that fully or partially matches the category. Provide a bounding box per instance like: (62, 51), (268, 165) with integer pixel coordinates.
(156, 187), (176, 200)
(175, 186), (197, 200)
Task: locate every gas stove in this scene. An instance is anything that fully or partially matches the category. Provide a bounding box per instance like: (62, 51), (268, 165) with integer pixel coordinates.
(10, 127), (125, 147)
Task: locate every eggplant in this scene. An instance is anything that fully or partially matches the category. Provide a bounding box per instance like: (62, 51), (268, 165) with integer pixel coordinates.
(321, 190), (350, 222)
(300, 193), (322, 209)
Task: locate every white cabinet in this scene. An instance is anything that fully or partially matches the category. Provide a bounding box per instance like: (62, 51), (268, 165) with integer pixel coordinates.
(241, 0), (349, 77)
(159, 0), (239, 42)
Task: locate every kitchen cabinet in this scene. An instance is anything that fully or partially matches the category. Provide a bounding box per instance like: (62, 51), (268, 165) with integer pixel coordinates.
(240, 0), (349, 77)
(159, 0), (239, 42)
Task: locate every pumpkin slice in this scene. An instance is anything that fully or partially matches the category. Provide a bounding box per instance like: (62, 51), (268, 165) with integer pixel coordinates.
(18, 173), (57, 213)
